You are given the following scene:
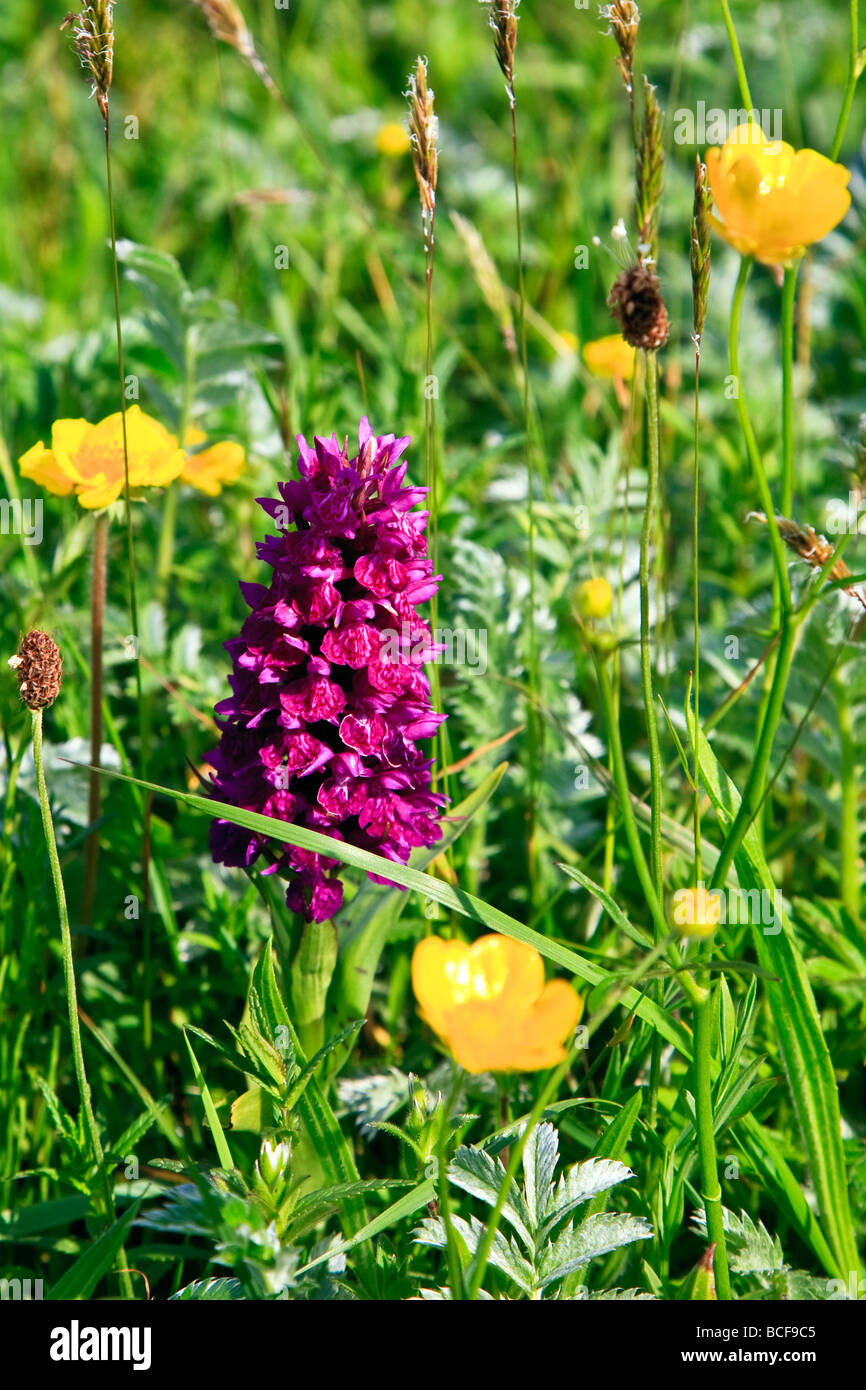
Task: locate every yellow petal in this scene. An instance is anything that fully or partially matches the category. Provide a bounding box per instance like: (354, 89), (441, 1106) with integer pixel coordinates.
(412, 937), (473, 1035)
(18, 443), (76, 497)
(49, 418), (91, 474)
(181, 441), (246, 495)
(466, 934), (545, 1010)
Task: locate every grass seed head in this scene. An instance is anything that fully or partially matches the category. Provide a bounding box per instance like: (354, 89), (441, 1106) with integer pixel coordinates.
(10, 631), (63, 710)
(691, 157), (713, 342)
(636, 78), (663, 263)
(603, 2), (640, 98)
(407, 58), (439, 223)
(61, 2), (114, 120)
(482, 1), (520, 102)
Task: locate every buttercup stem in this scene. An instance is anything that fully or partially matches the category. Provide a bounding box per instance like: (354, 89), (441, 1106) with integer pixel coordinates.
(831, 0), (860, 161)
(720, 0), (754, 111)
(81, 509), (109, 924)
(693, 977), (732, 1298)
(780, 264), (799, 518)
(641, 352), (664, 895)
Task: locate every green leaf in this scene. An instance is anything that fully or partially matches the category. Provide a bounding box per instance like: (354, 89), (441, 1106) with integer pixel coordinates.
(333, 763), (508, 1024)
(285, 1019), (365, 1109)
(0, 1195), (90, 1240)
(557, 863), (653, 948)
(76, 762), (694, 1061)
(49, 1197), (144, 1300)
(182, 1029), (234, 1170)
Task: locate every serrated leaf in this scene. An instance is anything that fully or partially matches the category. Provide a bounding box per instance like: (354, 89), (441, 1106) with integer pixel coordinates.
(522, 1122), (560, 1231)
(538, 1212), (652, 1288)
(448, 1146), (533, 1250)
(169, 1277), (247, 1301)
(540, 1157), (635, 1241)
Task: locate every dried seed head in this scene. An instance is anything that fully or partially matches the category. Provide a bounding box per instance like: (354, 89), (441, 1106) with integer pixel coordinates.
(9, 631), (63, 710)
(747, 513), (866, 610)
(191, 0), (276, 94)
(482, 1), (520, 102)
(608, 263), (670, 351)
(407, 58), (439, 228)
(61, 2), (114, 120)
(691, 157), (713, 343)
(636, 78), (664, 263)
(603, 2), (640, 99)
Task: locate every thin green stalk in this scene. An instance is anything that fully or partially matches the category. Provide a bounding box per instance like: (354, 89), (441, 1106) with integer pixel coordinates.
(831, 0), (861, 161)
(693, 980), (731, 1299)
(720, 0), (754, 110)
(32, 709), (133, 1299)
(157, 330), (194, 601)
(780, 264), (799, 517)
(81, 510), (109, 925)
(437, 1066), (464, 1300)
(834, 672), (860, 919)
(729, 259), (791, 611)
(594, 656), (705, 1007)
(104, 119), (141, 709)
(508, 87), (541, 912)
(710, 615), (799, 889)
(641, 353), (664, 895)
(693, 349), (702, 884)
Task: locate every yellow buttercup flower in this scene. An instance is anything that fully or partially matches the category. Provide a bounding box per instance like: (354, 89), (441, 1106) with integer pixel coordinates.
(705, 122), (851, 267)
(412, 934), (583, 1074)
(582, 334), (636, 382)
(182, 429), (246, 495)
(19, 405), (185, 510)
(376, 122), (411, 157)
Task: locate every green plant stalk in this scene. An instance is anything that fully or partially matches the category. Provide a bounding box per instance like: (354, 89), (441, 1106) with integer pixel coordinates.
(834, 672), (860, 919)
(720, 0), (754, 110)
(641, 352), (664, 895)
(438, 1066), (465, 1300)
(157, 330), (195, 600)
(831, 0), (861, 161)
(729, 259), (792, 612)
(81, 509), (109, 925)
(594, 656), (705, 1007)
(693, 978), (732, 1299)
(710, 616), (798, 889)
(711, 260), (803, 885)
(508, 89), (541, 911)
(693, 349), (703, 883)
(780, 264), (799, 517)
(32, 709), (132, 1299)
(104, 120), (141, 717)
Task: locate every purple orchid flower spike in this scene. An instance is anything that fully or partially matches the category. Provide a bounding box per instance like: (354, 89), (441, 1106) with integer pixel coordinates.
(208, 419), (446, 922)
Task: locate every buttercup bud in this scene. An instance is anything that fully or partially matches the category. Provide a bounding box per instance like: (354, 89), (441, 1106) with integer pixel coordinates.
(575, 577), (613, 621)
(671, 885), (721, 939)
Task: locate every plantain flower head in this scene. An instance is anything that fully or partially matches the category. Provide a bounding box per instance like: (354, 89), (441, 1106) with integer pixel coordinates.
(705, 122), (851, 267)
(412, 933), (582, 1073)
(19, 405), (185, 509)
